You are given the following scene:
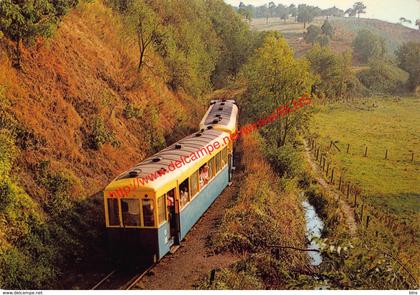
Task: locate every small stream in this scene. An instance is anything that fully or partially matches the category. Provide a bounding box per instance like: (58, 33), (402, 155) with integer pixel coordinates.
(301, 193), (324, 266)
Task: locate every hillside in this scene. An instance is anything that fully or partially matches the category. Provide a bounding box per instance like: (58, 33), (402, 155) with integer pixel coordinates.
(251, 16), (420, 57)
(1, 2), (206, 193)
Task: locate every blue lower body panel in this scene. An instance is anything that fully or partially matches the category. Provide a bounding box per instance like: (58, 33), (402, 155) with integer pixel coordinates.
(156, 166), (229, 259)
(179, 166), (229, 240)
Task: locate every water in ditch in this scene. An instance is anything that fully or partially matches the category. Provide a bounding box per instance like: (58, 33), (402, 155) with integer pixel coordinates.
(301, 195), (324, 266)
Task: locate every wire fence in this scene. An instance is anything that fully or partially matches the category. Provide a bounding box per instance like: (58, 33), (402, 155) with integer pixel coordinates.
(305, 136), (417, 233)
(305, 136), (419, 288)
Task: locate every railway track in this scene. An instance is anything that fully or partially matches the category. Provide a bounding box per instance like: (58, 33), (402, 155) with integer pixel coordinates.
(91, 264), (154, 290)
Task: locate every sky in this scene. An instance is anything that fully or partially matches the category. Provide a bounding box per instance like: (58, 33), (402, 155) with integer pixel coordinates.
(224, 0), (420, 29)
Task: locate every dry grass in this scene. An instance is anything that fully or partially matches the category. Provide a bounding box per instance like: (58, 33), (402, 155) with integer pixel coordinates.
(209, 133), (308, 288)
(0, 1), (202, 200)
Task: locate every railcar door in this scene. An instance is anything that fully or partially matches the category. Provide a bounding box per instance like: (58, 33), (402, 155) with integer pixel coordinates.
(167, 189), (180, 245)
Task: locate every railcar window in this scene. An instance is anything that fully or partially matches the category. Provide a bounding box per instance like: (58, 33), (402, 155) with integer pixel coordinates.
(208, 157), (215, 179)
(158, 196), (166, 225)
(215, 152), (221, 172)
(191, 170), (199, 197)
(142, 199), (155, 226)
(121, 199), (140, 226)
(199, 164), (210, 188)
(221, 148), (227, 166)
(107, 198), (120, 226)
(179, 179), (190, 208)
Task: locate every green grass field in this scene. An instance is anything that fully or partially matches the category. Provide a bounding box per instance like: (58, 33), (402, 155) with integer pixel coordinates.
(309, 97), (420, 216)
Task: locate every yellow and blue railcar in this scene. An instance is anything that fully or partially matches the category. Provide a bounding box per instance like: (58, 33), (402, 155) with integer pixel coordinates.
(103, 129), (232, 263)
(199, 99), (238, 181)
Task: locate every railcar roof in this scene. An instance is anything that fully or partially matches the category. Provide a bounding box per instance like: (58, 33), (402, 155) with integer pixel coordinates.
(199, 100), (238, 133)
(104, 129), (230, 194)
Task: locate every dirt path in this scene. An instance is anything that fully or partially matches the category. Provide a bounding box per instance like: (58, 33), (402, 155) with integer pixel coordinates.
(303, 141), (357, 236)
(133, 172), (241, 290)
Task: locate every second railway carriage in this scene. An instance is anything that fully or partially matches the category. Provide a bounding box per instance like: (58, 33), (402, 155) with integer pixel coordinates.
(199, 99), (239, 181)
(104, 129), (234, 264)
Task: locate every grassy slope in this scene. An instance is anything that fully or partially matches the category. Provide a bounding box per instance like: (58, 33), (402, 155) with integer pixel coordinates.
(204, 134), (307, 289)
(308, 97), (420, 279)
(309, 97), (419, 208)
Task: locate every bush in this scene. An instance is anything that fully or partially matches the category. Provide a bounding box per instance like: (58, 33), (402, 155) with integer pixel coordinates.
(357, 59), (409, 94)
(316, 34), (330, 47)
(264, 144), (303, 178)
(89, 116), (120, 150)
(0, 180), (13, 212)
(123, 103), (143, 120)
(0, 131), (17, 179)
(304, 25), (321, 44)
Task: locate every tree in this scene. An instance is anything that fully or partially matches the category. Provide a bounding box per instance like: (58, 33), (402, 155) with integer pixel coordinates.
(322, 6), (344, 17)
(0, 0), (57, 67)
(352, 30), (386, 63)
(353, 2), (366, 18)
(306, 45), (364, 99)
(304, 25), (321, 45)
(288, 4), (297, 22)
(399, 17), (412, 25)
(268, 1), (276, 22)
(276, 4), (289, 23)
(396, 42), (420, 90)
(124, 0), (162, 72)
(238, 2), (253, 22)
(321, 19), (334, 38)
(240, 34), (314, 147)
(297, 4), (315, 29)
(345, 8), (357, 17)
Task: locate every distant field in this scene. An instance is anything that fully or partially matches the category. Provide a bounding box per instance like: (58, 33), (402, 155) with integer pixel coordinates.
(251, 17), (420, 57)
(309, 97), (420, 216)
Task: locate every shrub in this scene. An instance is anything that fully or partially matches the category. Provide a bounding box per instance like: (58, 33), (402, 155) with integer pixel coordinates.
(89, 116), (120, 150)
(264, 143), (303, 178)
(123, 103), (143, 120)
(357, 59), (409, 94)
(0, 180), (13, 212)
(316, 34), (330, 47)
(0, 130), (17, 179)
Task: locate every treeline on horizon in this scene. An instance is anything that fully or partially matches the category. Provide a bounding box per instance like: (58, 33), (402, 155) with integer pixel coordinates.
(235, 1), (368, 25)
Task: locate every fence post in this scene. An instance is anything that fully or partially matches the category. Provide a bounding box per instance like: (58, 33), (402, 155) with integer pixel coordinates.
(347, 144), (350, 154)
(412, 152), (414, 163)
(347, 183), (350, 200)
(338, 175), (342, 190)
(385, 149), (388, 160)
(210, 269), (217, 285)
(364, 146), (368, 157)
(330, 168), (334, 184)
(360, 201), (364, 222)
(366, 216), (370, 229)
(326, 162), (330, 175)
